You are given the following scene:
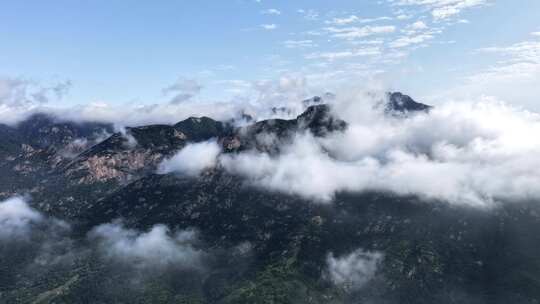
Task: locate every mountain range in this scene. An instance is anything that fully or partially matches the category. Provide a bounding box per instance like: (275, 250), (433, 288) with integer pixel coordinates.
(1, 93), (539, 304)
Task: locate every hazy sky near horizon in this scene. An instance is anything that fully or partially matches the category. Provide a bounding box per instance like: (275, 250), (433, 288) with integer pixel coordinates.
(0, 0), (539, 110)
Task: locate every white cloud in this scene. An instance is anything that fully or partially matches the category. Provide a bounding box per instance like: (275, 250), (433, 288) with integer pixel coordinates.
(221, 134), (360, 201)
(362, 16), (394, 23)
(410, 20), (428, 30)
(5, 74), (319, 129)
(297, 9), (319, 20)
(390, 0), (489, 21)
(325, 25), (396, 40)
(219, 91), (540, 207)
(245, 75), (312, 117)
(396, 13), (414, 20)
(283, 40), (317, 49)
(261, 8), (281, 15)
(325, 15), (393, 26)
(390, 33), (434, 48)
(158, 140), (221, 176)
(450, 36), (540, 108)
(326, 249), (383, 291)
(532, 32), (540, 37)
(469, 37), (540, 84)
(388, 21), (438, 49)
(459, 39), (540, 102)
(325, 15), (361, 25)
(305, 47), (381, 61)
(0, 98), (246, 126)
(89, 222), (205, 269)
(0, 196), (43, 240)
(261, 24), (278, 30)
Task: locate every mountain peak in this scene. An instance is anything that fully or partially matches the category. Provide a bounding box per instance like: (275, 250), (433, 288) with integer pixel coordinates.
(386, 92), (432, 114)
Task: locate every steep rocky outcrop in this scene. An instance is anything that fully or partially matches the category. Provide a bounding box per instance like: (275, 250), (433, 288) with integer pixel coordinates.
(386, 92), (432, 114)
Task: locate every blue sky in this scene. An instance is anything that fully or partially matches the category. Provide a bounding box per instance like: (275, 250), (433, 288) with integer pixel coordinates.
(0, 0), (539, 111)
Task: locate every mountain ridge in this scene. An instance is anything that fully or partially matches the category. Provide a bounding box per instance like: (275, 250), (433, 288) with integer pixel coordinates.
(5, 93), (539, 304)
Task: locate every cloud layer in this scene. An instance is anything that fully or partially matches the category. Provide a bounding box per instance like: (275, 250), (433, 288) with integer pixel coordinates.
(161, 91), (540, 207)
(4, 69), (540, 208)
(158, 140), (221, 176)
(0, 75), (318, 126)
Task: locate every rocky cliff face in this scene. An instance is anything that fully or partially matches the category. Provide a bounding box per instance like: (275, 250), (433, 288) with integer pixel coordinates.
(1, 93), (540, 304)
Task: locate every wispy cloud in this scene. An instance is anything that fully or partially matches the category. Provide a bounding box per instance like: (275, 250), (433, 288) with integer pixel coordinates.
(324, 25), (396, 40)
(283, 39), (317, 49)
(471, 35), (540, 83)
(305, 47), (381, 61)
(260, 23), (278, 30)
(388, 20), (439, 48)
(390, 33), (434, 48)
(389, 0), (490, 21)
(261, 8), (281, 15)
(325, 15), (393, 26)
(410, 20), (428, 30)
(297, 9), (319, 21)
